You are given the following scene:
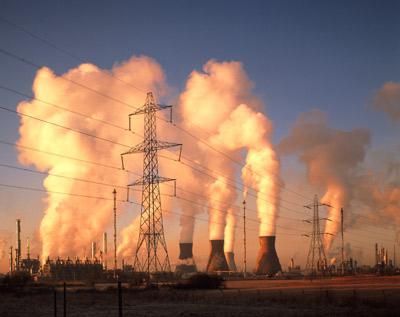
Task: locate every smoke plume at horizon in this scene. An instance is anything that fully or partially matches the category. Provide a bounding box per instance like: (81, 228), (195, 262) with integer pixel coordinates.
(278, 110), (370, 251)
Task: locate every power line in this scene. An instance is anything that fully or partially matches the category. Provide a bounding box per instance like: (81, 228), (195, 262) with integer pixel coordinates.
(0, 162), (307, 233)
(0, 158), (395, 242)
(0, 46), (315, 204)
(0, 103), (309, 217)
(0, 182), (302, 237)
(0, 102), (396, 242)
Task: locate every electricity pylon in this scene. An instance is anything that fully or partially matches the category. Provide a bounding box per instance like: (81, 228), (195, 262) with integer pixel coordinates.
(121, 92), (182, 274)
(304, 194), (332, 276)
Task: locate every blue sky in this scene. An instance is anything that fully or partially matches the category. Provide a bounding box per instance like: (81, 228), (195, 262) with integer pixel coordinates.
(0, 0), (399, 268)
(0, 0), (398, 142)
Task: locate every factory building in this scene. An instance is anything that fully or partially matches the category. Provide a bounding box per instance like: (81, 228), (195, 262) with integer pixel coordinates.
(41, 257), (103, 280)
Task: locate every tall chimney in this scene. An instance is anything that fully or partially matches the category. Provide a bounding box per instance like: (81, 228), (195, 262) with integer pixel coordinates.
(375, 243), (378, 266)
(91, 241), (97, 262)
(225, 252), (237, 271)
(103, 232), (108, 270)
(16, 219), (21, 270)
(175, 242), (197, 273)
(255, 236), (281, 275)
(9, 246), (13, 273)
(27, 237), (30, 259)
(206, 240), (229, 272)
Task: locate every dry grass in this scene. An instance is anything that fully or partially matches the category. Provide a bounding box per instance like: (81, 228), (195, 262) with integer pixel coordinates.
(1, 275), (400, 316)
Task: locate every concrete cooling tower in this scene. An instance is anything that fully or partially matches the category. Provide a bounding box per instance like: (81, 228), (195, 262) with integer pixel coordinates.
(225, 252), (237, 271)
(255, 236), (281, 275)
(175, 242), (197, 274)
(206, 240), (229, 272)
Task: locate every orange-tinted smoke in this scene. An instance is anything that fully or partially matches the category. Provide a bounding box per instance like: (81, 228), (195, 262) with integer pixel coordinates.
(278, 110), (370, 251)
(17, 56), (167, 261)
(180, 60), (281, 246)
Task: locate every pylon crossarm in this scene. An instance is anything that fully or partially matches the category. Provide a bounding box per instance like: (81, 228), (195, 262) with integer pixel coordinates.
(128, 176), (176, 187)
(156, 141), (182, 151)
(121, 142), (147, 156)
(130, 104), (172, 116)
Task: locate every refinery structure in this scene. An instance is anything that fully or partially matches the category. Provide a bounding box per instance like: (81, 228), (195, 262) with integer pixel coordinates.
(3, 91), (398, 283)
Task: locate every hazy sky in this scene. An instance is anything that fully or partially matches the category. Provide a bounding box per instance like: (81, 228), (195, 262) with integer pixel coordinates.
(0, 0), (399, 271)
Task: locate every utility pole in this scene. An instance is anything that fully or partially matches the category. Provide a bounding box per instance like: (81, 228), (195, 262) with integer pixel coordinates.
(121, 92), (182, 275)
(243, 199), (247, 278)
(27, 237), (30, 259)
(394, 244), (396, 269)
(304, 195), (332, 277)
(16, 219), (21, 271)
(113, 189), (117, 278)
(103, 232), (108, 270)
(341, 208), (345, 275)
(9, 246), (13, 273)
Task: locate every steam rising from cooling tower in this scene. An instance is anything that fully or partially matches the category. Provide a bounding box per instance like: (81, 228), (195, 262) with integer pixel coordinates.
(255, 236), (281, 275)
(278, 110), (370, 251)
(16, 56), (282, 262)
(180, 60), (281, 249)
(206, 240), (229, 272)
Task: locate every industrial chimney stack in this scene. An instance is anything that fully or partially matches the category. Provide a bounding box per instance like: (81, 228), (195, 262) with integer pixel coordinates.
(175, 242), (197, 274)
(103, 232), (108, 270)
(225, 252), (237, 271)
(91, 241), (97, 262)
(206, 240), (229, 272)
(16, 219), (21, 271)
(255, 236), (281, 275)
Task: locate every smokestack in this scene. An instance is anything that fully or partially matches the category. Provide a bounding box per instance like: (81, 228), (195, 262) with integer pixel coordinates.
(27, 237), (30, 259)
(16, 219), (21, 270)
(103, 232), (107, 270)
(225, 252), (237, 271)
(91, 241), (96, 261)
(9, 246), (13, 273)
(375, 243), (378, 266)
(290, 258), (294, 270)
(206, 240), (229, 272)
(255, 236), (281, 275)
(176, 242), (197, 273)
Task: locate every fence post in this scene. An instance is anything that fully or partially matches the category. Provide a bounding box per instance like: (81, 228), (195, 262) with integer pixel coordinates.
(118, 279), (123, 317)
(54, 288), (57, 317)
(63, 282), (66, 317)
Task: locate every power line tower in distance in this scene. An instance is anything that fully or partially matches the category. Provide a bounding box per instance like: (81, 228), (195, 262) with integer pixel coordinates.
(304, 194), (333, 277)
(121, 92), (181, 276)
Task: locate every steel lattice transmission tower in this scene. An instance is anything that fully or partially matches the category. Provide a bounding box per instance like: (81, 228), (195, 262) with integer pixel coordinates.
(121, 92), (182, 274)
(304, 195), (332, 276)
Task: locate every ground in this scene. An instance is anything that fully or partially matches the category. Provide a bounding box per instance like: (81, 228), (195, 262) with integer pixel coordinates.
(1, 275), (400, 316)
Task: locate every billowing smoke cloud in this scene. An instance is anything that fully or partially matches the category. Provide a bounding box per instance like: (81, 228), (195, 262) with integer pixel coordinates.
(117, 216), (140, 258)
(17, 56), (281, 263)
(179, 60), (281, 249)
(372, 82), (400, 121)
(354, 170), (400, 231)
(17, 56), (168, 261)
(278, 110), (370, 251)
(0, 233), (11, 272)
(328, 242), (364, 265)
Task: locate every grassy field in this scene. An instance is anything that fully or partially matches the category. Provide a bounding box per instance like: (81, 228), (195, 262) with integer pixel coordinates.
(1, 275), (400, 316)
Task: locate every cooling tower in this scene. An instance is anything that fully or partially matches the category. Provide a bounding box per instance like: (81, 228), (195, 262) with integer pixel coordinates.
(175, 242), (197, 274)
(255, 236), (281, 275)
(206, 240), (229, 272)
(179, 242), (194, 260)
(225, 252), (237, 271)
